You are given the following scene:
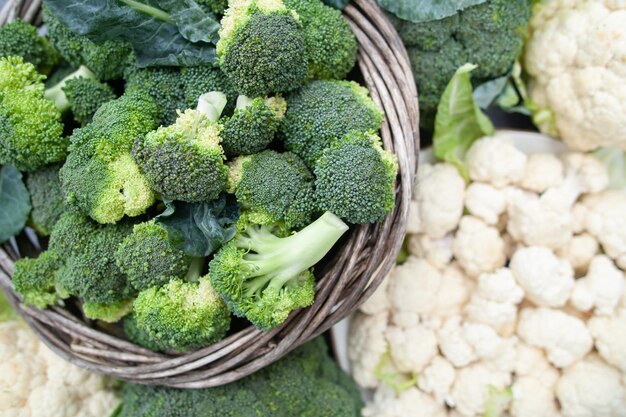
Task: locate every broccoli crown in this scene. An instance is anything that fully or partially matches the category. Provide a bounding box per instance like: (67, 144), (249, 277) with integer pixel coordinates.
(197, 0), (229, 15)
(62, 76), (116, 125)
(26, 165), (66, 236)
(12, 251), (64, 309)
(0, 56), (66, 172)
(131, 276), (231, 352)
(283, 0), (357, 80)
(228, 150), (316, 228)
(59, 92), (158, 224)
(116, 220), (190, 292)
(180, 65), (238, 114)
(314, 131), (397, 224)
(221, 96), (286, 156)
(217, 0), (308, 96)
(116, 337), (363, 417)
(0, 19), (59, 75)
(43, 5), (134, 80)
(281, 80), (384, 167)
(209, 211), (348, 330)
(133, 107), (228, 203)
(123, 313), (170, 352)
(82, 299), (134, 323)
(393, 0), (531, 129)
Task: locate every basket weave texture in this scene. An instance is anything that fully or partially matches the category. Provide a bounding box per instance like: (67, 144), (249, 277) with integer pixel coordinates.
(0, 0), (419, 388)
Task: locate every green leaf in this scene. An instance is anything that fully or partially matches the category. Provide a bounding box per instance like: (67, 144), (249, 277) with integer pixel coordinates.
(157, 0), (221, 43)
(377, 0), (487, 23)
(433, 63), (494, 180)
(594, 147), (626, 190)
(0, 165), (31, 244)
(374, 347), (418, 393)
(0, 290), (18, 323)
(484, 385), (513, 417)
(321, 0), (351, 9)
(473, 73), (511, 110)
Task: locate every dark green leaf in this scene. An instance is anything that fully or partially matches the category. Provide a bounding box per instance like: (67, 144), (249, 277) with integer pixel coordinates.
(321, 0), (350, 9)
(473, 73), (510, 109)
(157, 0), (220, 43)
(377, 0), (487, 23)
(0, 165), (31, 244)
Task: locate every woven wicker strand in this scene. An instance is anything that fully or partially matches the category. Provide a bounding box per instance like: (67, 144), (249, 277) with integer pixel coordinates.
(0, 0), (419, 388)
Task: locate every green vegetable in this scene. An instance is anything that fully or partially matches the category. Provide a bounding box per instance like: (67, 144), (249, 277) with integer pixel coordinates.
(180, 65), (238, 114)
(43, 65), (97, 112)
(0, 19), (59, 74)
(12, 251), (63, 309)
(82, 299), (134, 323)
(26, 166), (66, 236)
(196, 0), (228, 16)
(0, 290), (17, 323)
(379, 0), (487, 23)
(61, 77), (116, 125)
(209, 211), (348, 330)
(0, 165), (31, 244)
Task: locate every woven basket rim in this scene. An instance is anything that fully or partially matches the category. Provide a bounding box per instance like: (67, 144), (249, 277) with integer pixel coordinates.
(0, 0), (419, 388)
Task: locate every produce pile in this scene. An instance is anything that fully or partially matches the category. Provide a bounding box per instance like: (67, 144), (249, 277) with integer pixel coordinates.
(0, 0), (399, 353)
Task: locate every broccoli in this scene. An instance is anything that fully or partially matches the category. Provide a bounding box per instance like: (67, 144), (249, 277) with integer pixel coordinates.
(59, 92), (158, 224)
(221, 95), (286, 156)
(61, 77), (116, 125)
(391, 0), (531, 129)
(82, 299), (134, 323)
(132, 93), (229, 203)
(43, 65), (99, 112)
(12, 251), (64, 309)
(0, 19), (59, 74)
(280, 80), (384, 167)
(283, 0), (357, 80)
(123, 313), (169, 352)
(25, 165), (66, 236)
(180, 65), (238, 114)
(115, 220), (190, 291)
(314, 131), (397, 224)
(115, 337), (363, 417)
(227, 150), (316, 228)
(197, 0), (229, 16)
(209, 211), (348, 330)
(216, 0), (308, 96)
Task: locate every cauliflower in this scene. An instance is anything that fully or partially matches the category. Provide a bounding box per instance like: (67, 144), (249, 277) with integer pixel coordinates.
(417, 356), (456, 405)
(561, 153), (609, 194)
(556, 233), (599, 273)
(452, 216), (506, 278)
(450, 362), (512, 417)
(510, 376), (560, 417)
(348, 311), (389, 388)
(583, 190), (626, 269)
(464, 182), (507, 225)
(466, 136), (528, 187)
(514, 343), (560, 388)
(588, 309), (626, 372)
(407, 233), (454, 270)
(360, 271), (391, 315)
(524, 0), (626, 151)
(518, 152), (564, 193)
(571, 255), (624, 315)
(362, 386), (447, 417)
(427, 263), (475, 328)
(386, 324), (438, 374)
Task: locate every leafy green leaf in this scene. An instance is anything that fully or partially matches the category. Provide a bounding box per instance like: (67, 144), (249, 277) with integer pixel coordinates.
(157, 0), (220, 43)
(156, 194), (240, 257)
(0, 165), (31, 244)
(377, 0), (487, 23)
(321, 0), (351, 9)
(433, 64), (494, 180)
(473, 73), (510, 109)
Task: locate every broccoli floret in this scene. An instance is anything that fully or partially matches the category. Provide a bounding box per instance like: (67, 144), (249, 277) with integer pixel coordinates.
(116, 220), (190, 291)
(12, 251), (64, 309)
(180, 65), (238, 114)
(123, 313), (169, 352)
(283, 0), (357, 80)
(43, 65), (97, 111)
(221, 95), (286, 156)
(209, 211), (348, 330)
(59, 92), (158, 224)
(217, 0), (308, 96)
(392, 0), (531, 129)
(61, 77), (116, 125)
(227, 150), (316, 228)
(82, 299), (134, 323)
(0, 19), (59, 74)
(132, 93), (229, 203)
(314, 131), (397, 224)
(281, 80), (384, 167)
(26, 166), (66, 236)
(197, 0), (229, 15)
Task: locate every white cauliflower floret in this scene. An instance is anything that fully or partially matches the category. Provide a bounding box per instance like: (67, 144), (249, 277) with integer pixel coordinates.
(583, 190), (626, 269)
(407, 233), (454, 270)
(362, 386), (447, 417)
(571, 255), (624, 315)
(588, 309), (626, 372)
(452, 216), (506, 278)
(464, 182), (507, 225)
(450, 362), (512, 417)
(571, 202), (588, 234)
(417, 356), (455, 405)
(518, 152), (564, 193)
(510, 246), (574, 308)
(515, 343), (560, 388)
(360, 271), (391, 315)
(561, 153), (609, 194)
(348, 311), (388, 388)
(510, 376), (560, 417)
(427, 263), (474, 329)
(556, 354), (626, 417)
(466, 136), (528, 187)
(556, 233), (599, 274)
(407, 200), (421, 234)
(414, 163), (465, 239)
(387, 324), (438, 374)
(517, 307), (593, 368)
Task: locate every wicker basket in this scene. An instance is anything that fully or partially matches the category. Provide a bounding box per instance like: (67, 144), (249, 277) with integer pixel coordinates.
(0, 0), (419, 388)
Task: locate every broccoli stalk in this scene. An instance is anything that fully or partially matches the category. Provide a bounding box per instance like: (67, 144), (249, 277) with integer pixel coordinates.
(44, 65), (96, 111)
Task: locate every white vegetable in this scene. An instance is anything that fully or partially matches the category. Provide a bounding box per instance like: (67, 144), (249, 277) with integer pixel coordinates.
(464, 182), (507, 225)
(571, 255), (624, 315)
(561, 153), (609, 194)
(417, 356), (456, 405)
(360, 271), (391, 315)
(556, 233), (599, 273)
(588, 309), (626, 372)
(348, 311), (388, 388)
(514, 343), (560, 388)
(362, 386), (447, 417)
(466, 136), (528, 187)
(427, 263), (475, 329)
(407, 233), (454, 270)
(450, 362), (512, 417)
(387, 324), (438, 374)
(510, 376), (560, 417)
(583, 190), (626, 269)
(518, 153), (564, 193)
(452, 216), (506, 278)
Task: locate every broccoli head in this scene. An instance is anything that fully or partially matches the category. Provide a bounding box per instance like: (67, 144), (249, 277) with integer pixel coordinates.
(61, 77), (116, 125)
(26, 165), (66, 236)
(281, 80), (384, 167)
(227, 150), (316, 228)
(391, 0), (531, 129)
(12, 251), (64, 309)
(283, 0), (357, 80)
(217, 0), (308, 96)
(59, 92), (158, 224)
(133, 93), (229, 203)
(0, 19), (59, 75)
(209, 211), (348, 330)
(197, 0), (229, 15)
(314, 131), (397, 224)
(82, 299), (134, 323)
(180, 65), (238, 114)
(123, 313), (169, 352)
(221, 95), (286, 156)
(116, 220), (190, 292)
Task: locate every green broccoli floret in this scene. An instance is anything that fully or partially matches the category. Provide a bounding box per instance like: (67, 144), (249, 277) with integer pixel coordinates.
(82, 299), (134, 323)
(314, 131), (397, 224)
(180, 65), (238, 114)
(221, 95), (286, 156)
(116, 220), (190, 291)
(217, 0), (308, 96)
(26, 165), (66, 236)
(283, 0), (357, 80)
(123, 313), (169, 352)
(12, 251), (64, 309)
(281, 80), (384, 167)
(197, 0), (229, 16)
(43, 65), (97, 111)
(59, 92), (158, 224)
(0, 19), (59, 74)
(227, 150), (316, 228)
(61, 77), (116, 125)
(391, 0), (531, 129)
(132, 93), (229, 203)
(209, 211), (348, 330)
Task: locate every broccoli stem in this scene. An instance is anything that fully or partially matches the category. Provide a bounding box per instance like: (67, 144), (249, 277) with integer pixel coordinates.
(197, 92), (227, 122)
(118, 0), (175, 24)
(185, 257), (205, 282)
(235, 95), (253, 109)
(44, 65), (96, 112)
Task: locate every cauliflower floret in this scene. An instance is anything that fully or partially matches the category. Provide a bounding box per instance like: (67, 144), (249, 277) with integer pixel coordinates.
(426, 263), (475, 329)
(571, 202), (588, 234)
(363, 386), (448, 417)
(466, 136), (528, 187)
(583, 190), (626, 269)
(518, 152), (565, 193)
(407, 200), (421, 234)
(407, 233), (454, 270)
(588, 308), (626, 372)
(556, 233), (599, 274)
(450, 362), (512, 417)
(464, 182), (507, 225)
(571, 255), (624, 315)
(561, 153), (609, 194)
(510, 376), (560, 417)
(517, 307), (593, 368)
(348, 311), (389, 388)
(452, 216), (506, 278)
(556, 354), (626, 417)
(417, 356), (456, 405)
(414, 163), (465, 239)
(387, 324), (438, 374)
(360, 272), (391, 315)
(515, 343), (560, 389)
